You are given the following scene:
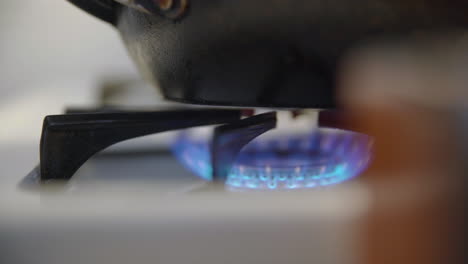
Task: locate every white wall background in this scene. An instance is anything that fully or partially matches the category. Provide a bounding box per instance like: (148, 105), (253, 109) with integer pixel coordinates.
(0, 0), (139, 144)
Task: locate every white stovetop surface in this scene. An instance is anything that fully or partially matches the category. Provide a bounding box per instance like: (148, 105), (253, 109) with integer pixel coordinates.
(0, 92), (368, 263)
(0, 76), (369, 263)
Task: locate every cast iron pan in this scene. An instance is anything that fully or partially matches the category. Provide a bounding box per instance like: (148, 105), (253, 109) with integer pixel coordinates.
(68, 0), (468, 108)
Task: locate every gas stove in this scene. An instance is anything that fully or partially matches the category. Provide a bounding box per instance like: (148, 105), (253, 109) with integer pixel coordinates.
(3, 1), (468, 264)
(23, 106), (372, 192)
(9, 91), (371, 264)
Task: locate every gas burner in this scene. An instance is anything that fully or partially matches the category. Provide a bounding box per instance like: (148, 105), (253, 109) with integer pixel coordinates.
(31, 108), (372, 190)
(173, 128), (372, 190)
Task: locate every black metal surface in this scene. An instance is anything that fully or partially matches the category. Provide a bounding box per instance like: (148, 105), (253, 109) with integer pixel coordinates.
(40, 109), (241, 181)
(211, 112), (277, 181)
(117, 1), (338, 108)
(67, 0), (117, 24)
(65, 107), (128, 114)
(69, 0), (468, 108)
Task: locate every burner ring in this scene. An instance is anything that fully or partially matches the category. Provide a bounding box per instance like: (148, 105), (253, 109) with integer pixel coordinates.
(172, 128), (373, 190)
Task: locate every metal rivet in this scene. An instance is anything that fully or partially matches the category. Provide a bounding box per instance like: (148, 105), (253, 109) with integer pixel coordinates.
(156, 0), (173, 11)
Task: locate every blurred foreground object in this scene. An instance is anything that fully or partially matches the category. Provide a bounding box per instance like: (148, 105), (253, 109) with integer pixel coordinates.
(338, 33), (468, 264)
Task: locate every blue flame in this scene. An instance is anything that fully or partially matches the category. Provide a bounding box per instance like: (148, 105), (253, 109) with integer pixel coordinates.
(172, 128), (372, 190)
(172, 138), (213, 181)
